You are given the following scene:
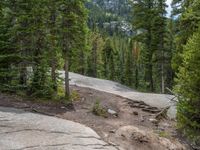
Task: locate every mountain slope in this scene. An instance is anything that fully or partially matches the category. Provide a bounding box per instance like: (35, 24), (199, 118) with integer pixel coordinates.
(86, 0), (132, 35)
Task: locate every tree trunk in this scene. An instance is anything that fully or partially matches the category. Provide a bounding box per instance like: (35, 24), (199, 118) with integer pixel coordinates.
(93, 40), (97, 77)
(64, 54), (70, 100)
(19, 64), (27, 85)
(161, 62), (165, 93)
(149, 63), (154, 92)
(50, 10), (57, 91)
(135, 64), (138, 89)
(51, 57), (57, 91)
(19, 40), (27, 86)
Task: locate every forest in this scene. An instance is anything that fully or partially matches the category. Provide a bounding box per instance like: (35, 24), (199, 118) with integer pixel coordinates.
(0, 0), (200, 148)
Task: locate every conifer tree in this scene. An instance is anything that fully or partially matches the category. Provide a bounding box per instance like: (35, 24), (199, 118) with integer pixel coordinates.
(175, 25), (200, 145)
(86, 31), (104, 77)
(28, 0), (53, 97)
(6, 0), (33, 87)
(58, 0), (88, 99)
(152, 0), (167, 93)
(47, 0), (60, 92)
(0, 1), (20, 91)
(172, 0), (200, 72)
(102, 38), (115, 79)
(132, 0), (156, 91)
(0, 1), (12, 90)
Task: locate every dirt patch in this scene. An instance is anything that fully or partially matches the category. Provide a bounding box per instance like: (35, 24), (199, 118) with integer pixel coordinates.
(0, 86), (190, 150)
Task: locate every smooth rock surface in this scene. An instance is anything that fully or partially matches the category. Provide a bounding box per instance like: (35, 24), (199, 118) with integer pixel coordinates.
(0, 107), (120, 150)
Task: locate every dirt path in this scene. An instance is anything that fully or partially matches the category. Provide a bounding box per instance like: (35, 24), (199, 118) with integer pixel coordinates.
(0, 86), (189, 150)
(62, 72), (177, 118)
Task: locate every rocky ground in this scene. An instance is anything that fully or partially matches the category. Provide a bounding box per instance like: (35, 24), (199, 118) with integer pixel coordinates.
(0, 86), (190, 150)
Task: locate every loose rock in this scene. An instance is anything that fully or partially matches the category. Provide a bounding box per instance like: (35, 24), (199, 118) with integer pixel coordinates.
(108, 109), (118, 117)
(133, 111), (139, 115)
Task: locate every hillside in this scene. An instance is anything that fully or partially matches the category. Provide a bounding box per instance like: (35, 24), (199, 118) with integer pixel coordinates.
(86, 0), (133, 35)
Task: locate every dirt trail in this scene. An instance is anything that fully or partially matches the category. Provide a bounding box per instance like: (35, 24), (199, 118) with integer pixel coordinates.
(61, 72), (177, 118)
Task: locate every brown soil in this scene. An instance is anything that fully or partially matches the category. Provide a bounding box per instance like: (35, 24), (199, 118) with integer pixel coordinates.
(0, 85), (190, 150)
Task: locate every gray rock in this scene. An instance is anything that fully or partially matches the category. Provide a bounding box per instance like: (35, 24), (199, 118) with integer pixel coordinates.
(133, 111), (139, 115)
(149, 118), (158, 124)
(107, 109), (118, 117)
(0, 107), (120, 150)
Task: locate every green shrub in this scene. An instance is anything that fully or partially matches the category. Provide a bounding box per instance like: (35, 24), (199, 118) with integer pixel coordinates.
(92, 100), (107, 118)
(70, 90), (80, 101)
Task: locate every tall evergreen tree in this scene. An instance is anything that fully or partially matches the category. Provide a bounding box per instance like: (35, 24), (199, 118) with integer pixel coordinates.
(175, 25), (200, 145)
(152, 0), (167, 93)
(132, 0), (155, 91)
(6, 0), (34, 88)
(47, 0), (60, 92)
(86, 31), (104, 77)
(172, 0), (200, 72)
(0, 1), (12, 90)
(132, 0), (169, 92)
(58, 0), (88, 99)
(0, 1), (21, 91)
(102, 38), (115, 79)
(28, 1), (54, 97)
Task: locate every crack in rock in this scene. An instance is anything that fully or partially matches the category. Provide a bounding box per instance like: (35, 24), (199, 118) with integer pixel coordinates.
(0, 128), (77, 135)
(13, 143), (116, 150)
(73, 143), (110, 147)
(74, 135), (101, 140)
(0, 125), (13, 128)
(0, 119), (11, 122)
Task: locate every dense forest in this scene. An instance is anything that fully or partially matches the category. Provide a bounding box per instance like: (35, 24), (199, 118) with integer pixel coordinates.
(0, 0), (199, 146)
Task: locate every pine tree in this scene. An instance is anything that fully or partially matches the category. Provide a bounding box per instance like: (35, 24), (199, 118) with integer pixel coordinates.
(131, 0), (170, 92)
(86, 31), (104, 77)
(152, 0), (167, 93)
(0, 1), (21, 91)
(28, 0), (54, 98)
(132, 0), (156, 92)
(47, 0), (60, 92)
(125, 39), (134, 87)
(0, 1), (13, 90)
(58, 0), (88, 100)
(165, 18), (175, 90)
(131, 40), (140, 89)
(175, 26), (200, 145)
(172, 0), (200, 72)
(102, 38), (115, 79)
(8, 0), (34, 87)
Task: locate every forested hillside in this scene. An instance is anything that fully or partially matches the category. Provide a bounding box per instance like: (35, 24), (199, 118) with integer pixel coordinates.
(86, 0), (132, 35)
(0, 0), (200, 147)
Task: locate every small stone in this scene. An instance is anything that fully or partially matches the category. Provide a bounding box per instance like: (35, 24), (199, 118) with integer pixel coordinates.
(107, 109), (118, 117)
(109, 130), (116, 133)
(161, 122), (170, 128)
(133, 111), (139, 115)
(140, 116), (145, 122)
(158, 127), (165, 131)
(149, 118), (158, 124)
